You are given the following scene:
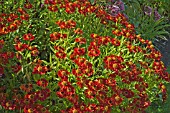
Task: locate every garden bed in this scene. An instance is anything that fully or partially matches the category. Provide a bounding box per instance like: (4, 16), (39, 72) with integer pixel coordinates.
(0, 0), (170, 113)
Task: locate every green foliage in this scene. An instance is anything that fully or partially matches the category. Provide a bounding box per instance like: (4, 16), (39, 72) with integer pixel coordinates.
(122, 0), (170, 41)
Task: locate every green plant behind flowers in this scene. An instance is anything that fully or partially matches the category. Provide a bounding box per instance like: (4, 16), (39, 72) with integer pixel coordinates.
(0, 0), (170, 113)
(122, 0), (170, 41)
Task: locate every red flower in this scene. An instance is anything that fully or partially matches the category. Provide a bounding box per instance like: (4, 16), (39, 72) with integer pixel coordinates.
(31, 47), (39, 57)
(72, 68), (83, 77)
(13, 20), (22, 26)
(68, 106), (80, 113)
(88, 41), (99, 50)
(74, 28), (83, 34)
(32, 65), (48, 75)
(56, 51), (66, 59)
(104, 78), (116, 87)
(75, 102), (87, 112)
(0, 39), (4, 49)
(121, 88), (134, 98)
(65, 7), (76, 14)
(95, 9), (107, 18)
(12, 64), (21, 73)
(96, 90), (108, 101)
(1, 101), (16, 110)
(0, 66), (4, 77)
(88, 47), (100, 57)
(100, 19), (108, 25)
(23, 105), (35, 113)
(56, 20), (64, 25)
(24, 92), (37, 103)
(54, 45), (65, 52)
(50, 32), (61, 41)
(49, 32), (67, 39)
(111, 38), (120, 46)
(57, 84), (75, 98)
(48, 5), (58, 12)
(3, 27), (10, 35)
(86, 103), (97, 112)
(24, 2), (33, 9)
(90, 33), (99, 39)
(78, 60), (93, 70)
(60, 33), (67, 39)
(6, 51), (15, 59)
(96, 36), (110, 46)
(75, 37), (86, 44)
(112, 29), (122, 36)
(58, 79), (71, 87)
(127, 45), (138, 53)
(149, 50), (162, 61)
(66, 20), (76, 28)
(111, 94), (123, 106)
(84, 89), (96, 99)
(44, 0), (57, 5)
(56, 90), (65, 98)
(36, 78), (48, 88)
(158, 83), (166, 92)
(35, 104), (50, 113)
(23, 33), (35, 41)
(76, 77), (86, 88)
(74, 57), (87, 67)
(56, 21), (67, 29)
(124, 22), (135, 30)
(7, 16), (15, 23)
(135, 82), (148, 92)
(17, 8), (26, 14)
(86, 80), (104, 91)
(0, 52), (9, 64)
(73, 47), (86, 56)
(100, 105), (112, 113)
(57, 69), (70, 79)
(35, 89), (50, 101)
(80, 67), (93, 77)
(0, 17), (3, 22)
(65, 85), (76, 96)
(20, 13), (29, 20)
(131, 97), (150, 110)
(8, 23), (18, 32)
(20, 83), (33, 93)
(14, 42), (28, 51)
(70, 53), (79, 60)
(103, 55), (124, 71)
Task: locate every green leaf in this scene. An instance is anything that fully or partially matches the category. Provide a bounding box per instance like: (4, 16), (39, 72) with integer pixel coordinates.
(42, 60), (49, 65)
(33, 74), (41, 81)
(157, 31), (169, 35)
(155, 24), (170, 31)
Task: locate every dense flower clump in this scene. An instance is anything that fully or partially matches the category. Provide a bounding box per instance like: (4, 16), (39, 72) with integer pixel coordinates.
(0, 0), (170, 113)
